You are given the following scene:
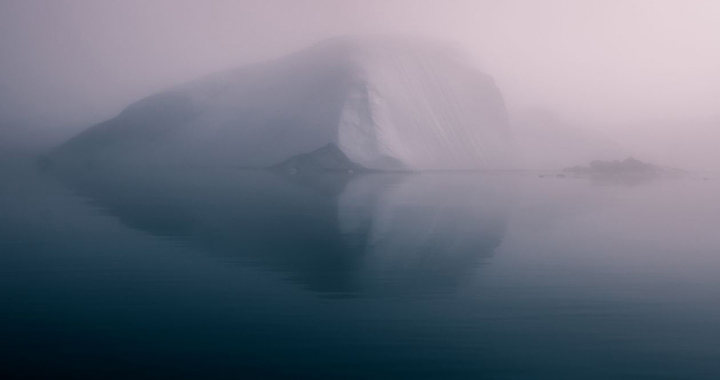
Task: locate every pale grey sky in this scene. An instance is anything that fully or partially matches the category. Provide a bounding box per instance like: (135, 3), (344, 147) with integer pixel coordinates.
(1, 0), (719, 168)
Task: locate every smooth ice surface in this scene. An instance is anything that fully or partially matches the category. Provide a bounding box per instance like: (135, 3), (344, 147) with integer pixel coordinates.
(52, 37), (513, 171)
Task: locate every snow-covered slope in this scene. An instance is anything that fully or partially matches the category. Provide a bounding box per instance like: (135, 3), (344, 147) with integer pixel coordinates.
(52, 36), (513, 171)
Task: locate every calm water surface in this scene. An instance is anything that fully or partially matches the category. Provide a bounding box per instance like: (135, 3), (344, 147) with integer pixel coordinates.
(1, 162), (719, 379)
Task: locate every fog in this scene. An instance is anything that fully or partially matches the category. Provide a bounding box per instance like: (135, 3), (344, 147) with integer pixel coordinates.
(3, 3), (720, 377)
(1, 0), (719, 170)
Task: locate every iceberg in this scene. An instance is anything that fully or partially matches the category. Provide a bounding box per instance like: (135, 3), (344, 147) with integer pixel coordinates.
(51, 36), (514, 171)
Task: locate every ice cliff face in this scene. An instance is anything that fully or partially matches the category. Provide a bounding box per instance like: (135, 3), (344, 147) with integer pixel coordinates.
(53, 36), (513, 171)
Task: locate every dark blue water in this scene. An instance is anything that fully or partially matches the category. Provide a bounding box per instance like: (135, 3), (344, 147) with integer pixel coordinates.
(2, 162), (719, 379)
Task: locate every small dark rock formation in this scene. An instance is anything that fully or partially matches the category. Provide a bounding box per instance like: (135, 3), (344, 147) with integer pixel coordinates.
(564, 157), (684, 184)
(271, 144), (364, 175)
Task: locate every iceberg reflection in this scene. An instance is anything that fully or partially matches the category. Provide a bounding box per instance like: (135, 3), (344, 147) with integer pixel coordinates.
(57, 168), (511, 296)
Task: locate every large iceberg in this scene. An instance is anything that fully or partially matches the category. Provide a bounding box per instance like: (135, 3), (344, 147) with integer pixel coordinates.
(52, 36), (514, 171)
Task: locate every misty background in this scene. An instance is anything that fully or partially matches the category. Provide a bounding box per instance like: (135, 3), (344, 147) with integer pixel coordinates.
(1, 0), (718, 170)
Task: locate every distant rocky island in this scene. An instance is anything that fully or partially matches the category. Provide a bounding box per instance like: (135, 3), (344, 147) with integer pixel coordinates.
(564, 157), (685, 181)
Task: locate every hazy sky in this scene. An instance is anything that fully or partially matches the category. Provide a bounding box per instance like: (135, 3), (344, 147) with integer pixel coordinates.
(1, 0), (719, 167)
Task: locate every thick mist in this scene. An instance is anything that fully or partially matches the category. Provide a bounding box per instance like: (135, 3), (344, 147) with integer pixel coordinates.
(1, 0), (719, 170)
(3, 3), (720, 378)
